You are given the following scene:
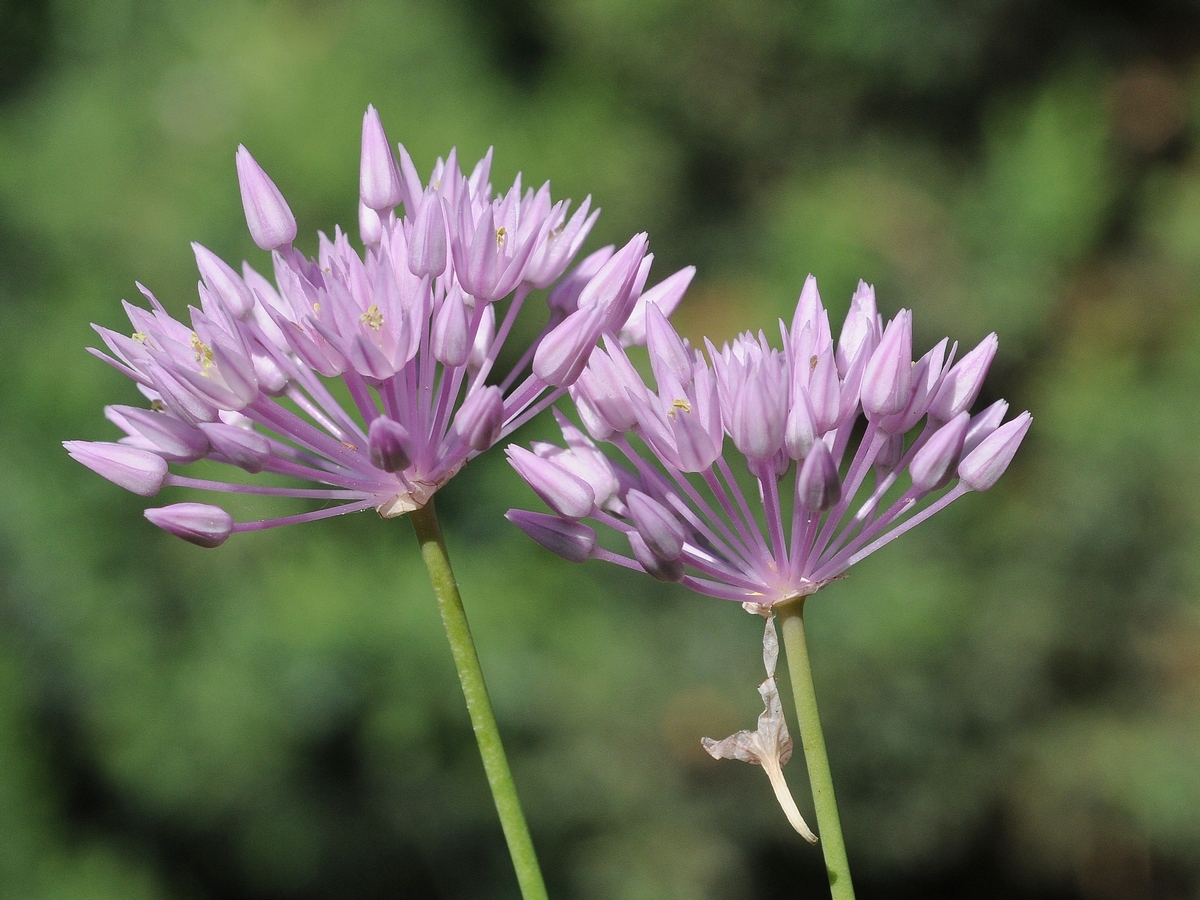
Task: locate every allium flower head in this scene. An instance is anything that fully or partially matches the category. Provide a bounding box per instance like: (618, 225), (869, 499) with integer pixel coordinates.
(506, 275), (1031, 606)
(67, 106), (690, 545)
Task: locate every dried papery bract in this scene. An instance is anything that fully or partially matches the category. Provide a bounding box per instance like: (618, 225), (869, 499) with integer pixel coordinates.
(702, 616), (818, 843)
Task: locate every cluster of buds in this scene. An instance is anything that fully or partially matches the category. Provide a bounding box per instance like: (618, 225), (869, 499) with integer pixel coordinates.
(66, 106), (692, 546)
(506, 277), (1031, 607)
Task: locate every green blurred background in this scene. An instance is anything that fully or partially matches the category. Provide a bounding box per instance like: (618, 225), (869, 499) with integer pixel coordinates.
(2, 0), (1200, 897)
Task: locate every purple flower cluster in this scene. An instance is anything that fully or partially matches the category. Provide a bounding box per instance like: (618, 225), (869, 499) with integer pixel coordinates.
(506, 277), (1031, 606)
(66, 107), (690, 546)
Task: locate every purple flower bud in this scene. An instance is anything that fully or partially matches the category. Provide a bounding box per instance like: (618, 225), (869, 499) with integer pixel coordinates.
(368, 416), (413, 473)
(454, 386), (505, 452)
(626, 489), (686, 561)
(251, 349), (289, 395)
(784, 391), (817, 461)
(532, 304), (605, 388)
(548, 245), (613, 316)
(862, 310), (913, 419)
(927, 333), (998, 423)
(431, 289), (470, 367)
(909, 411), (969, 492)
(619, 266), (695, 347)
(505, 510), (597, 563)
(199, 422), (271, 473)
(64, 441), (168, 496)
(874, 432), (906, 472)
(958, 411), (1031, 491)
(836, 280), (879, 376)
(646, 302), (692, 387)
(963, 399), (1009, 456)
(359, 106), (404, 212)
(235, 145), (296, 251)
(797, 439), (841, 511)
(106, 405), (209, 462)
(729, 365), (787, 460)
(359, 201), (382, 247)
(628, 530), (685, 582)
(806, 348), (841, 434)
(407, 191), (448, 278)
(144, 502), (233, 548)
(193, 243), (254, 318)
(506, 445), (595, 519)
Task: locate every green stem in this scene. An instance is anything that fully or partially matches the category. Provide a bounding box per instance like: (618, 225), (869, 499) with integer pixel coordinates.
(777, 599), (855, 900)
(410, 499), (550, 900)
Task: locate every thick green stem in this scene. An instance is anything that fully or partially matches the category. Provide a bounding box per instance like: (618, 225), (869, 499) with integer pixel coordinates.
(777, 599), (855, 900)
(410, 499), (549, 900)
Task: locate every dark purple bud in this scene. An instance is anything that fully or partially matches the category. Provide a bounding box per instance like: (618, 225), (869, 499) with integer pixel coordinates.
(628, 530), (685, 582)
(454, 386), (505, 451)
(368, 417), (413, 473)
(505, 509), (597, 563)
(64, 441), (168, 496)
(797, 439), (841, 511)
(145, 502), (233, 548)
(235, 146), (296, 251)
(626, 489), (686, 561)
(958, 411), (1031, 492)
(506, 444), (595, 519)
(199, 422), (271, 473)
(910, 411), (969, 492)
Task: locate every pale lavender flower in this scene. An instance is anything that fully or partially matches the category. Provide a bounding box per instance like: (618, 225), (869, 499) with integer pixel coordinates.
(506, 275), (1031, 606)
(68, 106), (688, 546)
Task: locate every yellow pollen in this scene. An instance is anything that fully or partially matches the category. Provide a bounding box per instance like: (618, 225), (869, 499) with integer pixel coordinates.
(341, 441), (359, 451)
(190, 333), (215, 370)
(495, 226), (507, 247)
(150, 399), (166, 412)
(132, 332), (148, 344)
(313, 302), (321, 314)
(360, 304), (384, 330)
(669, 398), (692, 418)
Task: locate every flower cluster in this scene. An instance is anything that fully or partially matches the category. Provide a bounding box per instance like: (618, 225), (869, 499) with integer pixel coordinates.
(66, 106), (691, 546)
(506, 276), (1031, 606)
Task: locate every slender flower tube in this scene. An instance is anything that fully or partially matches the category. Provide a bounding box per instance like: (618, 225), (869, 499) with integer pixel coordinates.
(69, 105), (687, 543)
(506, 274), (1030, 900)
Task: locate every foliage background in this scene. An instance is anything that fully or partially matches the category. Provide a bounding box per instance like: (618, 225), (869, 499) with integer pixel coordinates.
(2, 0), (1199, 897)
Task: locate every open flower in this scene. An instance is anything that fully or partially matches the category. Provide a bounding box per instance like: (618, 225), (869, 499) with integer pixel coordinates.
(506, 275), (1031, 606)
(67, 106), (691, 545)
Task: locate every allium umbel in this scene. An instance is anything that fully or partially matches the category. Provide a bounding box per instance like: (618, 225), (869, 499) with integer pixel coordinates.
(506, 276), (1031, 607)
(66, 106), (691, 545)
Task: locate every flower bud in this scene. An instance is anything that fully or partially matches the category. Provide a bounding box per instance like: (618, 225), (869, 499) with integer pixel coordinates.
(199, 422), (271, 473)
(626, 489), (686, 561)
(909, 411), (969, 492)
(963, 399), (1009, 456)
(958, 411), (1031, 492)
(506, 445), (596, 519)
(505, 510), (597, 563)
(927, 333), (998, 423)
(235, 146), (296, 251)
(532, 305), (604, 388)
(106, 405), (209, 462)
(193, 243), (254, 318)
(359, 105), (404, 211)
(861, 309), (913, 419)
(408, 190), (448, 277)
(797, 439), (841, 511)
(368, 416), (413, 473)
(454, 386), (505, 452)
(431, 289), (471, 367)
(144, 502), (233, 548)
(64, 441), (168, 496)
(628, 530), (685, 582)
